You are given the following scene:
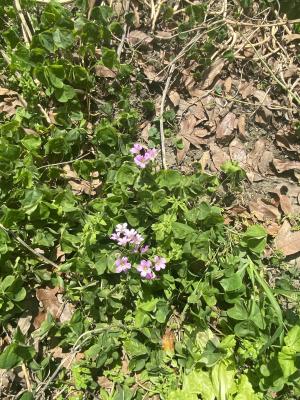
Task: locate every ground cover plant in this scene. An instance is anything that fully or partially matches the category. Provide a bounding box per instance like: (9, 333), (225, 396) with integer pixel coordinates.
(0, 0), (300, 399)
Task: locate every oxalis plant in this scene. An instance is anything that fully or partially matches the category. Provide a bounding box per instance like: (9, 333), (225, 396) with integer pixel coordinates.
(0, 1), (299, 400)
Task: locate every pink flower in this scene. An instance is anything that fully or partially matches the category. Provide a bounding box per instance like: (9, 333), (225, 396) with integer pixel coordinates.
(140, 245), (149, 254)
(115, 223), (128, 233)
(137, 260), (152, 278)
(115, 257), (131, 273)
(145, 271), (156, 280)
(146, 148), (158, 160)
(153, 256), (166, 271)
(134, 154), (149, 168)
(130, 143), (144, 154)
(126, 229), (144, 245)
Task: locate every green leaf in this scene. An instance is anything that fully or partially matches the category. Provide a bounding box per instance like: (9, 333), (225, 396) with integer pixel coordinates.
(172, 222), (195, 239)
(235, 375), (261, 400)
(156, 170), (182, 189)
(21, 135), (41, 151)
(116, 163), (139, 185)
(182, 370), (215, 400)
(241, 225), (267, 254)
(54, 84), (76, 102)
(102, 47), (118, 68)
(0, 343), (35, 369)
(220, 274), (243, 292)
(211, 361), (236, 400)
(124, 339), (148, 358)
(227, 303), (248, 320)
(19, 392), (34, 400)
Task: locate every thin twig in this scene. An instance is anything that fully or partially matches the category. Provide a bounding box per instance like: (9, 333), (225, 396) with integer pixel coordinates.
(225, 18), (300, 27)
(117, 0), (130, 60)
(160, 64), (175, 170)
(14, 0), (32, 43)
(37, 152), (90, 170)
(0, 224), (59, 270)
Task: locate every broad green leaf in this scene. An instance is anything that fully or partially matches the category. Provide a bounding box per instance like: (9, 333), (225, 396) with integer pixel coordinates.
(182, 370), (215, 400)
(124, 339), (148, 358)
(241, 225), (267, 254)
(235, 375), (261, 400)
(211, 361), (236, 400)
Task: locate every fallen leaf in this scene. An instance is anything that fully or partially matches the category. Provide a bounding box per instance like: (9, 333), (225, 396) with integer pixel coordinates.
(201, 59), (225, 89)
(17, 315), (32, 335)
(210, 143), (230, 171)
(62, 165), (101, 196)
(278, 194), (293, 215)
(253, 90), (271, 107)
(229, 138), (247, 168)
(193, 128), (210, 138)
(162, 329), (175, 352)
(249, 198), (280, 221)
(275, 220), (300, 256)
(247, 139), (266, 171)
(189, 101), (207, 122)
(155, 31), (173, 39)
(98, 376), (114, 390)
(223, 77), (232, 93)
(237, 114), (246, 138)
(94, 65), (116, 78)
(180, 114), (197, 135)
(168, 91), (180, 107)
(127, 30), (153, 46)
(50, 347), (85, 369)
(265, 221), (281, 236)
(199, 150), (211, 170)
(258, 151), (273, 175)
(283, 65), (298, 79)
(273, 159), (300, 174)
(239, 81), (255, 99)
(36, 287), (62, 319)
(216, 112), (236, 143)
(143, 64), (164, 82)
(176, 136), (190, 163)
(283, 34), (300, 43)
(0, 88), (17, 96)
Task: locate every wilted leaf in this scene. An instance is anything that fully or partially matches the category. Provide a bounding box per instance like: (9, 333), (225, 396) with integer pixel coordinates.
(127, 30), (153, 46)
(209, 143), (230, 171)
(223, 77), (232, 93)
(162, 329), (175, 352)
(273, 159), (300, 174)
(216, 112), (236, 143)
(94, 65), (116, 78)
(249, 198), (280, 221)
(201, 59), (225, 89)
(237, 114), (246, 138)
(169, 91), (180, 107)
(229, 138), (247, 168)
(275, 220), (300, 256)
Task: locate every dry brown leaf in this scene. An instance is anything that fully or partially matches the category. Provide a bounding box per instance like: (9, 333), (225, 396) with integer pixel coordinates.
(182, 134), (208, 148)
(237, 114), (246, 138)
(162, 329), (175, 352)
(0, 88), (17, 96)
(33, 311), (46, 329)
(36, 287), (62, 319)
(273, 159), (300, 174)
(201, 59), (225, 89)
(127, 30), (153, 46)
(279, 194), (293, 215)
(180, 114), (197, 135)
(229, 138), (247, 168)
(283, 65), (298, 79)
(209, 143), (230, 171)
(62, 165), (101, 196)
(283, 34), (300, 43)
(98, 376), (114, 390)
(176, 136), (190, 163)
(258, 151), (273, 175)
(94, 65), (116, 78)
(50, 347), (85, 369)
(239, 82), (255, 99)
(255, 107), (273, 126)
(199, 150), (211, 170)
(155, 31), (173, 39)
(265, 221), (281, 236)
(275, 220), (300, 256)
(189, 102), (207, 122)
(216, 112), (236, 143)
(143, 65), (164, 82)
(17, 315), (32, 335)
(193, 128), (210, 138)
(249, 198), (280, 221)
(223, 77), (232, 93)
(168, 91), (180, 107)
(253, 90), (271, 107)
(247, 139), (266, 171)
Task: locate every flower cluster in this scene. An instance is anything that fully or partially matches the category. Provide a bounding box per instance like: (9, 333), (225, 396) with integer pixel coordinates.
(110, 223), (143, 247)
(130, 143), (158, 168)
(110, 223), (166, 280)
